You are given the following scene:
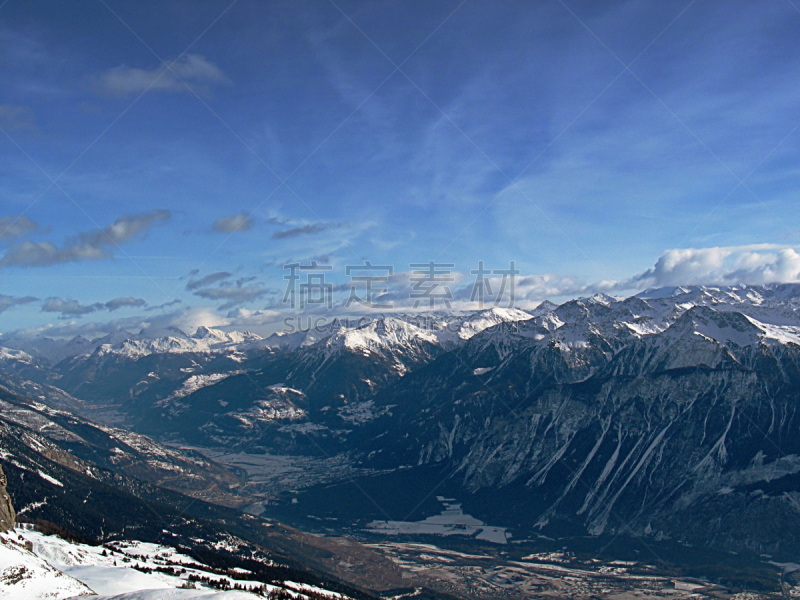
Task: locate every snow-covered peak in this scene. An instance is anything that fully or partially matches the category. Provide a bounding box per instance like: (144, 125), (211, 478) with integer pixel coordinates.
(191, 325), (230, 342)
(191, 326), (260, 345)
(584, 293), (618, 306)
(454, 307), (533, 340)
(432, 307), (534, 346)
(661, 306), (762, 347)
(321, 317), (439, 355)
(662, 305), (800, 348)
(91, 327), (262, 359)
(529, 300), (558, 316)
(253, 330), (312, 351)
(635, 285), (695, 299)
(97, 333), (199, 358)
(0, 346), (36, 365)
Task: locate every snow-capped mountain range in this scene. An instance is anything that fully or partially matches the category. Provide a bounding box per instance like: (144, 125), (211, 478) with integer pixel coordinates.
(6, 284), (800, 558)
(8, 283), (800, 365)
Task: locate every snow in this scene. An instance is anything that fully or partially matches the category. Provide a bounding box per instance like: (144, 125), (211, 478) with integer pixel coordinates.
(37, 470), (63, 487)
(366, 499), (510, 544)
(93, 327), (262, 359)
(64, 564), (174, 596)
(451, 307), (532, 341)
(0, 530), (92, 600)
(337, 400), (391, 424)
(229, 397), (307, 426)
(0, 346), (36, 364)
(168, 372), (241, 400)
(0, 527), (344, 600)
(433, 307), (533, 345)
(5, 284), (800, 373)
(69, 591), (261, 599)
(322, 317), (438, 356)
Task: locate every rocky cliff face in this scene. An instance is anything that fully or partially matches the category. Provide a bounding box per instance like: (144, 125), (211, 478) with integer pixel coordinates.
(0, 464), (15, 533)
(346, 289), (800, 554)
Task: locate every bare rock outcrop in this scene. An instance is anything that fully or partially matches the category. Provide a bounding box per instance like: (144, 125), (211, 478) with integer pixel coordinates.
(0, 464), (15, 533)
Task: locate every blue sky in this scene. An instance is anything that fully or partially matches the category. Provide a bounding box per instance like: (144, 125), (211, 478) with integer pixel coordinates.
(2, 0), (800, 336)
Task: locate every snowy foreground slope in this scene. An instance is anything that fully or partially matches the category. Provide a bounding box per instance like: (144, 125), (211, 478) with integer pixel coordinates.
(1, 525), (350, 600)
(0, 528), (91, 599)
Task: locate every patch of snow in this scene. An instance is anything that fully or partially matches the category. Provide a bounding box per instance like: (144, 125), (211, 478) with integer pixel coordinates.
(366, 499), (510, 544)
(169, 372), (242, 401)
(37, 471), (63, 487)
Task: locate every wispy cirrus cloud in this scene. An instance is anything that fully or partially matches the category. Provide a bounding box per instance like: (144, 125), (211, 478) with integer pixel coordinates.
(0, 294), (37, 315)
(145, 299), (182, 312)
(0, 210), (170, 268)
(0, 215), (40, 241)
(272, 223), (336, 239)
(225, 307), (280, 326)
(97, 54), (229, 97)
(41, 298), (100, 317)
(212, 213), (253, 233)
(104, 297), (146, 311)
(186, 271), (232, 291)
(192, 284), (271, 310)
(41, 296), (148, 319)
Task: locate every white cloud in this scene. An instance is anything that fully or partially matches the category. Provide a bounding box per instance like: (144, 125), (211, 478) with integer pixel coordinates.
(726, 249), (800, 284)
(272, 222), (346, 240)
(225, 307), (281, 326)
(0, 210), (170, 268)
(186, 271), (232, 290)
(0, 294), (37, 314)
(41, 298), (99, 317)
(0, 215), (39, 240)
(192, 284), (271, 310)
(98, 54), (229, 96)
(41, 296), (147, 318)
(12, 306), (229, 340)
(212, 213), (253, 233)
(627, 244), (800, 289)
(104, 297), (146, 311)
(14, 243), (800, 336)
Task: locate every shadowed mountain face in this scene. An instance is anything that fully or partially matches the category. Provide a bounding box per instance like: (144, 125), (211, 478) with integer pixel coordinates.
(4, 285), (800, 556)
(0, 385), (459, 599)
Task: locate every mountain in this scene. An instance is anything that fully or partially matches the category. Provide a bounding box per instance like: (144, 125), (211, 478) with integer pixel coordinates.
(0, 454), (371, 600)
(9, 312), (532, 451)
(330, 286), (800, 556)
(7, 284), (800, 562)
(0, 383), (245, 507)
(0, 346), (48, 382)
(0, 379), (468, 599)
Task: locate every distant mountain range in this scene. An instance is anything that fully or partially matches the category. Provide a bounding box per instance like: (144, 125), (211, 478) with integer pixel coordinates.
(4, 284), (800, 560)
